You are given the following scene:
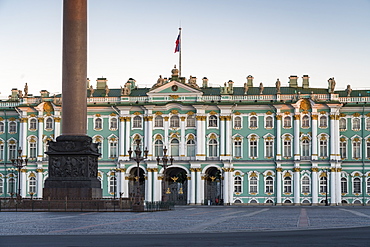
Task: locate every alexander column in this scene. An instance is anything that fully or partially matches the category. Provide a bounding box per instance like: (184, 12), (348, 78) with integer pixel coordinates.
(43, 0), (102, 199)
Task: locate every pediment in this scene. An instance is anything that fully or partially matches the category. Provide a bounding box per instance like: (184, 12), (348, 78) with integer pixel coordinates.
(147, 81), (203, 97)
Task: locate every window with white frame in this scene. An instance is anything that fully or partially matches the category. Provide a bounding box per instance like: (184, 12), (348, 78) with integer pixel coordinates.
(340, 140), (347, 159)
(353, 177), (361, 194)
(208, 139), (218, 157)
(45, 117), (53, 130)
(353, 118), (361, 130)
(339, 118), (346, 130)
(186, 139), (195, 157)
(366, 118), (370, 130)
(0, 141), (4, 160)
(265, 139), (273, 158)
(265, 116), (273, 129)
(170, 115), (180, 128)
(367, 141), (370, 159)
(302, 115), (309, 128)
(154, 116), (163, 127)
(109, 177), (117, 194)
(8, 142), (17, 160)
(249, 116), (257, 128)
(110, 118), (118, 129)
(302, 176), (310, 193)
(319, 116), (327, 128)
(283, 137), (292, 158)
(265, 177), (273, 193)
(29, 118), (37, 130)
(353, 139), (361, 159)
(154, 139), (163, 157)
(187, 115), (195, 127)
(234, 139), (242, 158)
(29, 176), (36, 194)
(249, 137), (258, 158)
(109, 141), (117, 158)
(319, 176), (327, 193)
(283, 176), (292, 193)
(8, 177), (15, 194)
(0, 178), (3, 194)
(133, 116), (142, 128)
(249, 176), (258, 193)
(283, 116), (291, 128)
(9, 121), (16, 133)
(234, 116), (242, 128)
(94, 118), (102, 130)
(367, 178), (370, 194)
(170, 139), (179, 156)
(29, 140), (37, 159)
(301, 139), (310, 157)
(93, 136), (102, 156)
(209, 115), (217, 127)
(319, 136), (328, 157)
(341, 177), (348, 194)
(234, 176), (242, 193)
(0, 122), (4, 133)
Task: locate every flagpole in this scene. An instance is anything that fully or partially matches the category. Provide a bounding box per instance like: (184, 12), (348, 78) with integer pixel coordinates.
(179, 27), (182, 77)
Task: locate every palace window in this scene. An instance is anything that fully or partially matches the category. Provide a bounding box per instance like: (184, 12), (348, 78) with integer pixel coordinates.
(109, 142), (117, 158)
(94, 118), (102, 130)
(341, 177), (348, 194)
(301, 139), (310, 158)
(265, 177), (273, 193)
(234, 176), (242, 193)
(110, 118), (118, 129)
(0, 122), (4, 133)
(234, 116), (242, 128)
(209, 115), (217, 127)
(249, 116), (257, 128)
(367, 141), (370, 159)
(283, 116), (291, 128)
(265, 116), (273, 128)
(366, 118), (370, 130)
(45, 117), (53, 130)
(340, 141), (347, 159)
(353, 139), (361, 159)
(186, 115), (195, 127)
(8, 142), (17, 160)
(283, 177), (292, 193)
(208, 139), (218, 157)
(319, 177), (327, 193)
(367, 178), (370, 194)
(265, 139), (273, 158)
(109, 177), (117, 194)
(302, 176), (310, 193)
(302, 115), (309, 128)
(8, 178), (15, 194)
(234, 140), (242, 158)
(353, 178), (361, 194)
(249, 177), (258, 193)
(249, 139), (258, 158)
(29, 177), (36, 194)
(9, 121), (16, 133)
(353, 118), (361, 130)
(0, 178), (3, 194)
(29, 118), (37, 130)
(319, 137), (328, 158)
(133, 116), (142, 128)
(186, 139), (195, 157)
(93, 136), (103, 156)
(170, 115), (180, 128)
(339, 118), (346, 130)
(319, 116), (327, 128)
(29, 140), (37, 159)
(283, 137), (292, 158)
(154, 116), (163, 127)
(0, 141), (4, 161)
(154, 139), (163, 157)
(170, 139), (179, 156)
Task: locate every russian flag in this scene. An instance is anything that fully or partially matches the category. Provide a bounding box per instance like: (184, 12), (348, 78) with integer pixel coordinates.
(174, 32), (180, 53)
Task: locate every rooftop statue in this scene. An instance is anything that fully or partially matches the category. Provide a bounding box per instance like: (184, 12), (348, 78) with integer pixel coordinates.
(24, 83), (28, 97)
(171, 65), (179, 77)
(105, 85), (110, 97)
(89, 85), (94, 97)
(18, 90), (23, 99)
(328, 77), (336, 93)
(122, 83), (131, 96)
(244, 83), (248, 95)
(259, 82), (264, 95)
(276, 78), (281, 93)
(346, 84), (352, 97)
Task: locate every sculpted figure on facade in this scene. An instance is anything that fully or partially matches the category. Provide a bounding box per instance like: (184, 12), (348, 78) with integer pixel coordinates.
(259, 82), (264, 94)
(24, 83), (28, 97)
(275, 78), (281, 93)
(18, 90), (23, 99)
(244, 83), (248, 94)
(171, 65), (179, 77)
(89, 85), (94, 97)
(328, 77), (336, 93)
(346, 84), (352, 97)
(105, 85), (110, 97)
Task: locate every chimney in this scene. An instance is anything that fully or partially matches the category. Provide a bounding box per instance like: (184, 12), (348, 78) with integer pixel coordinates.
(302, 75), (309, 89)
(40, 90), (50, 98)
(247, 75), (254, 87)
(202, 77), (208, 88)
(96, 78), (107, 90)
(289, 75), (298, 88)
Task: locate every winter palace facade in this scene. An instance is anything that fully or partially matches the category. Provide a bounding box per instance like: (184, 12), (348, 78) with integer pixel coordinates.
(1, 67), (370, 205)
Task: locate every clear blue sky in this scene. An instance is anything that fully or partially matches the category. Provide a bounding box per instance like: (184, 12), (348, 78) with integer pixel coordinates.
(0, 0), (369, 98)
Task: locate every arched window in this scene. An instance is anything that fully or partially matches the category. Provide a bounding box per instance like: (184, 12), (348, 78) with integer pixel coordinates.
(0, 122), (4, 133)
(110, 118), (118, 129)
(249, 138), (258, 158)
(339, 118), (346, 130)
(234, 116), (241, 128)
(186, 115), (195, 127)
(340, 140), (347, 159)
(265, 177), (273, 193)
(301, 139), (310, 158)
(154, 116), (163, 127)
(170, 139), (179, 156)
(8, 177), (15, 195)
(29, 139), (37, 159)
(283, 177), (292, 193)
(109, 140), (117, 158)
(265, 116), (273, 128)
(0, 141), (4, 161)
(341, 177), (348, 194)
(319, 137), (328, 157)
(234, 139), (242, 157)
(353, 118), (361, 130)
(29, 177), (36, 194)
(319, 116), (327, 128)
(170, 115), (180, 128)
(154, 139), (163, 157)
(95, 118), (102, 129)
(45, 118), (53, 130)
(283, 137), (292, 158)
(319, 177), (327, 193)
(353, 139), (361, 159)
(8, 141), (17, 160)
(208, 139), (218, 157)
(302, 176), (310, 193)
(29, 118), (37, 130)
(249, 177), (258, 193)
(9, 121), (17, 133)
(234, 176), (242, 193)
(265, 139), (273, 158)
(353, 177), (361, 194)
(302, 115), (309, 128)
(283, 116), (291, 128)
(133, 116), (142, 128)
(186, 139), (195, 157)
(209, 115), (217, 127)
(109, 177), (117, 194)
(249, 116), (257, 128)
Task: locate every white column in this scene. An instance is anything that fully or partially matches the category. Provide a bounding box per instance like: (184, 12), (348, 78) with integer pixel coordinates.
(164, 117), (169, 149)
(196, 116), (205, 160)
(330, 115), (336, 160)
(37, 117), (44, 161)
(276, 167), (282, 204)
(147, 169), (153, 202)
(311, 115), (318, 160)
(294, 114), (300, 160)
(36, 168), (43, 198)
(200, 173), (205, 204)
(158, 175), (163, 201)
(335, 115), (341, 161)
(147, 116), (153, 160)
(220, 116), (225, 157)
(312, 167), (318, 204)
(293, 167), (300, 204)
(187, 176), (191, 204)
(118, 117), (125, 160)
(118, 168), (125, 198)
(190, 168), (196, 204)
(54, 117), (61, 139)
(180, 116), (186, 158)
(122, 173), (129, 198)
(336, 167), (342, 204)
(144, 174), (149, 201)
(21, 169), (27, 198)
(196, 168), (202, 204)
(276, 116), (282, 160)
(144, 117), (149, 152)
(223, 168), (229, 205)
(330, 167), (336, 205)
(225, 117), (231, 158)
(229, 169), (234, 204)
(125, 117), (131, 160)
(153, 168), (158, 201)
(21, 118), (27, 154)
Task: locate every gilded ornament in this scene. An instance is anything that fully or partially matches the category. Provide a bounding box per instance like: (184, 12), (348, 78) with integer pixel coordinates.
(284, 172), (291, 177)
(276, 115), (282, 120)
(171, 109), (179, 114)
(284, 112), (291, 115)
(95, 114), (101, 117)
(276, 168), (283, 172)
(300, 99), (311, 111)
(9, 117), (16, 121)
(155, 111), (163, 115)
(180, 116), (186, 121)
(28, 173), (36, 178)
(21, 168), (27, 173)
(266, 111), (272, 115)
(153, 168), (158, 172)
(209, 111), (217, 115)
(155, 135), (162, 140)
(311, 168), (319, 172)
(133, 112), (141, 116)
(187, 111), (194, 115)
(0, 117), (3, 121)
(294, 114), (300, 120)
(302, 110), (308, 114)
(119, 117), (125, 122)
(266, 171), (273, 176)
(250, 112), (257, 116)
(37, 117), (44, 122)
(209, 133), (217, 139)
(353, 112), (361, 117)
(250, 171), (257, 177)
(195, 168), (202, 172)
(170, 95), (179, 99)
(234, 111), (241, 115)
(187, 134), (194, 140)
(311, 115), (318, 120)
(293, 168), (300, 172)
(339, 113), (346, 117)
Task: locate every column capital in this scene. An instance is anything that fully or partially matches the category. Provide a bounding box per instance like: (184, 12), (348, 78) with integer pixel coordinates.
(36, 168), (44, 173)
(293, 168), (300, 172)
(276, 115), (282, 120)
(21, 168), (27, 173)
(54, 117), (61, 122)
(311, 167), (319, 172)
(38, 117), (44, 122)
(276, 167), (283, 172)
(294, 114), (300, 120)
(311, 114), (318, 120)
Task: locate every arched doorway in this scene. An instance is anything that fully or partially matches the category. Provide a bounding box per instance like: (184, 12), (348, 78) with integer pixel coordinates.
(128, 167), (145, 200)
(204, 167), (222, 205)
(162, 167), (187, 205)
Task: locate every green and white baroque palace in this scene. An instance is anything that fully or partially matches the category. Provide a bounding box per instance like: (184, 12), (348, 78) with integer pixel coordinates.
(1, 67), (370, 206)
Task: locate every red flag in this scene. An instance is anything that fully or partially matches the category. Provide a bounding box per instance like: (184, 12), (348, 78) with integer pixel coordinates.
(174, 32), (180, 53)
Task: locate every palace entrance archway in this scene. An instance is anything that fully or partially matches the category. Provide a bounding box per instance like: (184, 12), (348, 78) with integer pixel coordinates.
(162, 167), (187, 205)
(204, 167), (222, 205)
(128, 167), (145, 200)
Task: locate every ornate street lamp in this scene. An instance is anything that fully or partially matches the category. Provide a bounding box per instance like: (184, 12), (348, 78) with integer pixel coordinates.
(11, 147), (28, 200)
(128, 139), (148, 211)
(156, 146), (174, 202)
